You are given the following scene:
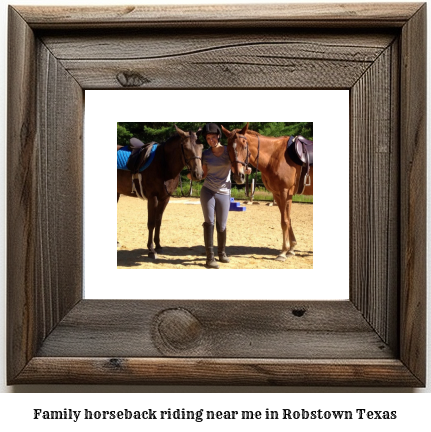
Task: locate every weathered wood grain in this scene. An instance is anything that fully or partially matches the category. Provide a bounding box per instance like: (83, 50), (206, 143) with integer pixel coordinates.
(399, 3), (427, 385)
(16, 358), (423, 387)
(36, 300), (393, 359)
(7, 6), (83, 383)
(350, 46), (398, 346)
(60, 48), (385, 90)
(16, 3), (423, 29)
(387, 38), (401, 352)
(7, 3), (426, 386)
(41, 31), (395, 60)
(7, 6), (38, 382)
(40, 30), (395, 89)
(35, 40), (83, 333)
(60, 58), (371, 89)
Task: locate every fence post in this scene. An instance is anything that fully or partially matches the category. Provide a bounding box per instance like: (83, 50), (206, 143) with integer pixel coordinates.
(250, 178), (255, 203)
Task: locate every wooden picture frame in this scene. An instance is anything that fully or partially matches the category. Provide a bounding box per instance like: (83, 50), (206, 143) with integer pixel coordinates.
(7, 3), (426, 386)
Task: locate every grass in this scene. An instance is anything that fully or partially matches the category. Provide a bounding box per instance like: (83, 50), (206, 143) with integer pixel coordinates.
(291, 194), (313, 204)
(173, 181), (313, 204)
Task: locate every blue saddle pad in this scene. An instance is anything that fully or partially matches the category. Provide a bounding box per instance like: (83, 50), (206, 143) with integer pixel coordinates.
(117, 147), (131, 170)
(117, 144), (158, 172)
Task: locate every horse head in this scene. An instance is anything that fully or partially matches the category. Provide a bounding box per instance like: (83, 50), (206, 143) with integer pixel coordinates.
(175, 125), (204, 181)
(221, 123), (249, 185)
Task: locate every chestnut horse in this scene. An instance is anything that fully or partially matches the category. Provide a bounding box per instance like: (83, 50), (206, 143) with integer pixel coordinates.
(221, 123), (313, 261)
(117, 126), (203, 258)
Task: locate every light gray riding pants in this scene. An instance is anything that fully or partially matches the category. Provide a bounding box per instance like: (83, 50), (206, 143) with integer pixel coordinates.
(200, 186), (230, 232)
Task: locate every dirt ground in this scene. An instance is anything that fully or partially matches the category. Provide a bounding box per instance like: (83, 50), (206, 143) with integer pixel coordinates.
(117, 196), (313, 269)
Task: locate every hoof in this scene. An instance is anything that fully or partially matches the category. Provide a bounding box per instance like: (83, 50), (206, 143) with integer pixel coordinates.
(117, 241), (120, 248)
(155, 246), (163, 252)
(148, 252), (158, 259)
(275, 255), (287, 262)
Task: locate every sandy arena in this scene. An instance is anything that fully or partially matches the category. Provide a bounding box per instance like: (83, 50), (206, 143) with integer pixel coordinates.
(117, 196), (313, 269)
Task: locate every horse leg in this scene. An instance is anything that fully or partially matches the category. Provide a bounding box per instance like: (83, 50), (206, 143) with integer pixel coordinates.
(275, 192), (292, 261)
(154, 197), (170, 251)
(146, 196), (158, 259)
(288, 227), (297, 255)
(286, 198), (297, 256)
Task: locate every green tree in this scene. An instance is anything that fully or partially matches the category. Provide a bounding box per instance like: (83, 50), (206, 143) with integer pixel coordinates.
(117, 122), (313, 147)
(117, 124), (133, 146)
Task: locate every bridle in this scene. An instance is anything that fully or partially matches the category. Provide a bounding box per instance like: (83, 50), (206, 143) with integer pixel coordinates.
(165, 132), (203, 198)
(180, 132), (202, 170)
(229, 134), (250, 171)
(229, 133), (260, 173)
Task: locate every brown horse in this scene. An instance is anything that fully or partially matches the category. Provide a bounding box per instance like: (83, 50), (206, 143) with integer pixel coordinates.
(221, 123), (313, 261)
(117, 126), (203, 258)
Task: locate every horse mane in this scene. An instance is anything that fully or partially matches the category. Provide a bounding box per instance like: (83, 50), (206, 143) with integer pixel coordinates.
(246, 129), (261, 137)
(231, 128), (261, 137)
(247, 129), (291, 140)
(245, 129), (287, 140)
(162, 133), (181, 146)
(233, 128), (288, 140)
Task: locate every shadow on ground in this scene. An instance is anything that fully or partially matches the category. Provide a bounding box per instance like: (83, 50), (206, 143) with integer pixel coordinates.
(117, 245), (313, 268)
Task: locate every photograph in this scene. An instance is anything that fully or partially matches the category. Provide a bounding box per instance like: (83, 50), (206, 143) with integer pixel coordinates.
(116, 122), (314, 270)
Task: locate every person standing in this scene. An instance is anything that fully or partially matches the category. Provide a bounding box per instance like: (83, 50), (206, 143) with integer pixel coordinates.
(189, 123), (250, 268)
(200, 122), (232, 269)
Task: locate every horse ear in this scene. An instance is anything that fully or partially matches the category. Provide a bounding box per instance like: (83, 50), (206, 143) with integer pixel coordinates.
(175, 125), (187, 136)
(221, 125), (232, 138)
(240, 122), (249, 135)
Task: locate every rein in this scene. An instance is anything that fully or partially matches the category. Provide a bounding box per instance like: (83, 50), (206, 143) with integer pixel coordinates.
(231, 133), (260, 171)
(179, 132), (202, 197)
(163, 133), (202, 198)
(230, 133), (261, 198)
(231, 134), (251, 169)
(256, 135), (260, 172)
(180, 139), (202, 170)
(178, 171), (193, 197)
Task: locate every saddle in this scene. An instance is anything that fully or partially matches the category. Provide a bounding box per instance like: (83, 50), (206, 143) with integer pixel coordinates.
(287, 135), (313, 195)
(126, 138), (157, 174)
(116, 138), (159, 199)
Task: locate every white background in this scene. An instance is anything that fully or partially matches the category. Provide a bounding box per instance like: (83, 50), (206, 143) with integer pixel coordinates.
(0, 0), (429, 425)
(85, 89), (349, 300)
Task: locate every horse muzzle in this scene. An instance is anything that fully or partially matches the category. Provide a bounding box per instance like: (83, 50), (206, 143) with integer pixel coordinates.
(232, 172), (246, 185)
(191, 168), (203, 181)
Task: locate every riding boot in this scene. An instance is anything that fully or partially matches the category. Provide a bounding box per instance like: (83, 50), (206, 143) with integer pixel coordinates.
(217, 227), (230, 263)
(203, 222), (219, 269)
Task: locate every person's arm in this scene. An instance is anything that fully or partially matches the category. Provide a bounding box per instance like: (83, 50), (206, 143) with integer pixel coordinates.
(187, 164), (208, 180)
(202, 164), (208, 179)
